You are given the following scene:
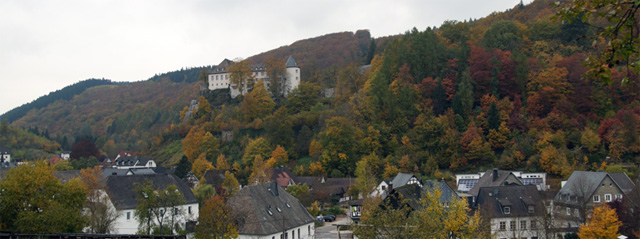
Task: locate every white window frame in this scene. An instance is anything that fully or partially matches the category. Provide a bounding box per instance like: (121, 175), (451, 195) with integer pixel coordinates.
(504, 206), (511, 214)
(499, 221), (506, 231)
(566, 207), (571, 215)
(605, 194), (612, 202)
(593, 195), (601, 202)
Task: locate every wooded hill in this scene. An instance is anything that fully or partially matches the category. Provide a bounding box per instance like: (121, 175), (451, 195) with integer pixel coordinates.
(3, 0), (639, 184)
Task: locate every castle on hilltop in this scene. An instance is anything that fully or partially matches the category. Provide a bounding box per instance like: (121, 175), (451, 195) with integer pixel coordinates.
(207, 55), (301, 98)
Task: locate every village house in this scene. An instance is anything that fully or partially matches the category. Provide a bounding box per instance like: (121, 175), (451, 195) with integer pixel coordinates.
(110, 155), (157, 169)
(371, 173), (422, 199)
(474, 185), (547, 239)
(270, 167), (298, 188)
(456, 169), (548, 193)
(105, 174), (199, 234)
(208, 56), (301, 98)
(0, 146), (11, 164)
(229, 182), (315, 239)
(553, 171), (636, 229)
(296, 175), (355, 204)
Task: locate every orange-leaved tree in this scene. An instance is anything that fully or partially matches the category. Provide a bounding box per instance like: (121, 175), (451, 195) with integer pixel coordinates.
(578, 204), (622, 239)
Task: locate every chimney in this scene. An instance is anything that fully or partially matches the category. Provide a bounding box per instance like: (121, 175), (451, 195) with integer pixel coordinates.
(270, 182), (279, 196)
(492, 168), (498, 182)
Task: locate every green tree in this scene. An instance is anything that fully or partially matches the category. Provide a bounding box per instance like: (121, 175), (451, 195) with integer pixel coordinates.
(0, 161), (87, 233)
(556, 0), (640, 84)
(483, 20), (522, 51)
(241, 137), (273, 167)
(318, 117), (362, 176)
(285, 81), (322, 114)
(195, 195), (238, 239)
(174, 155), (192, 179)
(134, 180), (186, 235)
(221, 171), (240, 198)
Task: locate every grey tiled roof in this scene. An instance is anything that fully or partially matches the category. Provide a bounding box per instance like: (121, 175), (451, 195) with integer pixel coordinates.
(423, 180), (459, 205)
(390, 173), (416, 189)
(609, 172), (635, 193)
(557, 171), (637, 203)
(229, 183), (314, 236)
(468, 169), (523, 196)
(476, 185), (544, 218)
(106, 174), (197, 210)
(285, 55), (298, 68)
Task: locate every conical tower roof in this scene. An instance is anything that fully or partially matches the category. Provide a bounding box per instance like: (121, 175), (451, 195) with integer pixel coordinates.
(285, 55), (298, 68)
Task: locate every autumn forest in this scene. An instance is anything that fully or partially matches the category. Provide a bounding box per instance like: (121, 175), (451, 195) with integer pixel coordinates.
(2, 0), (640, 187)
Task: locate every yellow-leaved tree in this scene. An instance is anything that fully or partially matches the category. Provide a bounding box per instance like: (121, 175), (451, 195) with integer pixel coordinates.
(192, 154), (215, 179)
(266, 145), (288, 168)
(578, 204), (621, 239)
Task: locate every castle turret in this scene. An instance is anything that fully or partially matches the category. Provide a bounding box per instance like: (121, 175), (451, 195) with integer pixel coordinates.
(284, 55), (300, 96)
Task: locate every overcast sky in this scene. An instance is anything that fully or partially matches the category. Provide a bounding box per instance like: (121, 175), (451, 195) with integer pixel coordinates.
(0, 0), (522, 115)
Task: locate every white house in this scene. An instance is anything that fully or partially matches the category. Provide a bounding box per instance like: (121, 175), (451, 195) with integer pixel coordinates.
(0, 146), (10, 163)
(456, 169), (549, 193)
(106, 174), (199, 234)
(371, 173), (422, 199)
(208, 56), (301, 98)
(229, 183), (315, 239)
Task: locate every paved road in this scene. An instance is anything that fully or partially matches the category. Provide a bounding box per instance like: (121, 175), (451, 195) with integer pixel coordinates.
(315, 215), (355, 239)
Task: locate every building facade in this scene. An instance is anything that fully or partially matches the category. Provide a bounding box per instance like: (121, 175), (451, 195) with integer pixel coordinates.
(208, 56), (301, 98)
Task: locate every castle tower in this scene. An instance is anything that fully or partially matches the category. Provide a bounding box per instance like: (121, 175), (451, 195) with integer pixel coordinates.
(284, 55), (300, 96)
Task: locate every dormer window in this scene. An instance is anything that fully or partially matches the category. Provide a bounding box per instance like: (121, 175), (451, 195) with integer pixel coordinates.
(528, 205), (534, 213)
(504, 206), (511, 214)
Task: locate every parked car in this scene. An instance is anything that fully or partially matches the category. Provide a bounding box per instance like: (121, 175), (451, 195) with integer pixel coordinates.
(323, 214), (336, 222)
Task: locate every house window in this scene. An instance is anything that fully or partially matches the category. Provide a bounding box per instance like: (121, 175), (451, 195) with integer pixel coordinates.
(308, 225), (310, 235)
(574, 209), (579, 217)
(298, 228), (300, 239)
(504, 206), (511, 214)
(292, 230), (294, 239)
(127, 212), (131, 220)
(382, 185), (386, 190)
(593, 195), (601, 202)
(605, 194), (612, 202)
(188, 206), (192, 214)
(566, 207), (571, 215)
(499, 221), (506, 231)
(528, 205), (534, 213)
(615, 194), (623, 200)
(520, 220), (526, 230)
(530, 220), (537, 229)
(510, 221), (516, 231)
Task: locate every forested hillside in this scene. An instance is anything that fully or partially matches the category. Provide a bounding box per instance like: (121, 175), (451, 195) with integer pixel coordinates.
(0, 121), (60, 160)
(5, 0), (639, 184)
(1, 79), (117, 123)
(152, 0), (639, 185)
(11, 79), (199, 157)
